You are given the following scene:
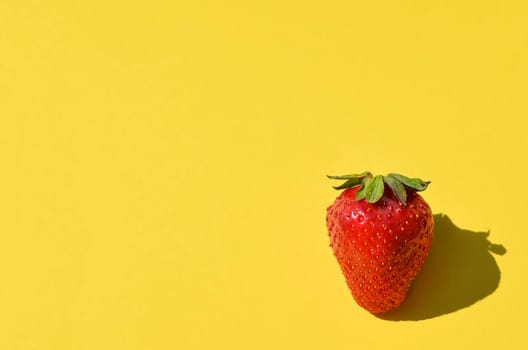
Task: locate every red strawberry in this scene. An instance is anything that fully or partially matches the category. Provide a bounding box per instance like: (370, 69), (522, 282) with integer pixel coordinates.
(326, 172), (433, 314)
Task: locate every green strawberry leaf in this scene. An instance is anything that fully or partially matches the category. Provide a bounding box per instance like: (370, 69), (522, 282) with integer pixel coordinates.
(355, 176), (373, 201)
(384, 174), (407, 205)
(366, 175), (385, 203)
(326, 171), (371, 180)
(327, 171), (371, 190)
(388, 173), (430, 191)
(332, 177), (363, 190)
(328, 171), (430, 205)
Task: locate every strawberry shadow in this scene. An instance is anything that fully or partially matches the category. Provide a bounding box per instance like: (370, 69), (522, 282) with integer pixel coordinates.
(377, 213), (506, 321)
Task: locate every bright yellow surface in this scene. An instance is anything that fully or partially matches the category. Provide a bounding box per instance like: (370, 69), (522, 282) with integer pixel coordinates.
(1, 1), (527, 349)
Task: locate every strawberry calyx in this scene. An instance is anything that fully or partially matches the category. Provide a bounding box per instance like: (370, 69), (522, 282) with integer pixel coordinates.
(327, 172), (430, 206)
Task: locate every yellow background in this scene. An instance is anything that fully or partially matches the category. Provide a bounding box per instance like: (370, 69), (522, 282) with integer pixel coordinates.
(1, 1), (527, 349)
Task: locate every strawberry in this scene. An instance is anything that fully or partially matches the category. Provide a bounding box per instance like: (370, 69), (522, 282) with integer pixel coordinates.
(326, 172), (433, 314)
